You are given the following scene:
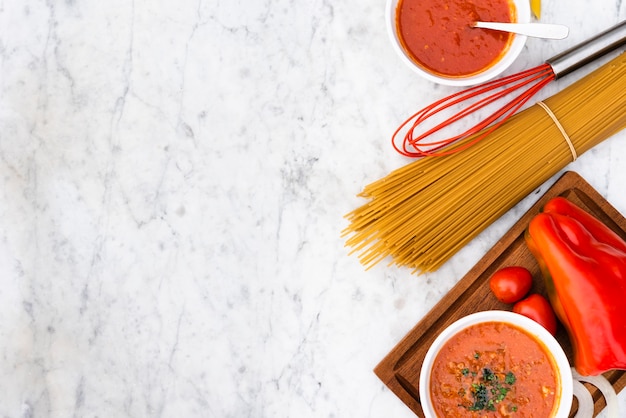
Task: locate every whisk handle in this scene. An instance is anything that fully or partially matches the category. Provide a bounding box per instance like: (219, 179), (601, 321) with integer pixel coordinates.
(546, 20), (626, 79)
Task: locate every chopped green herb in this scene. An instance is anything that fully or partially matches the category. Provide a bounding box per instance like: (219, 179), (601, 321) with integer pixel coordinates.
(474, 352), (481, 359)
(460, 367), (518, 412)
(468, 383), (488, 411)
(505, 371), (517, 385)
(495, 386), (510, 402)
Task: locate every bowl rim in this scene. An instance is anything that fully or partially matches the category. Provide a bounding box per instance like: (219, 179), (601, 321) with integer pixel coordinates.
(386, 0), (530, 86)
(418, 310), (573, 418)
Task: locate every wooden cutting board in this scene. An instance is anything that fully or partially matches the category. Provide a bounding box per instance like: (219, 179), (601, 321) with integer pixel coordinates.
(374, 171), (626, 417)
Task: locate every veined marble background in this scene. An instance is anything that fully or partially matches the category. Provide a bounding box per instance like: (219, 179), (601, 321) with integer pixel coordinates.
(0, 1), (625, 417)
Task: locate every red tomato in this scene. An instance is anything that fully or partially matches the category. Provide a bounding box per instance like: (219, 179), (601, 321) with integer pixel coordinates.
(513, 294), (558, 336)
(489, 266), (533, 304)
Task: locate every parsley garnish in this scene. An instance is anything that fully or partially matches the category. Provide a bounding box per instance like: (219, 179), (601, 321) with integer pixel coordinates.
(468, 383), (489, 411)
(462, 368), (518, 412)
(483, 368), (496, 382)
(505, 371), (517, 385)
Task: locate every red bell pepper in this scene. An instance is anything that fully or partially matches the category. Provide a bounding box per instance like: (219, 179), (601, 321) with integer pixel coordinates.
(526, 196), (626, 376)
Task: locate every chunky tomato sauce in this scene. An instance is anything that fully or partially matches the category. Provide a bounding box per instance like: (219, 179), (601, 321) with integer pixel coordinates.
(396, 0), (515, 77)
(429, 321), (559, 417)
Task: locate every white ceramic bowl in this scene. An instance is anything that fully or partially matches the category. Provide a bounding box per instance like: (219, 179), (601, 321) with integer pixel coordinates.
(419, 310), (573, 418)
(386, 0), (530, 86)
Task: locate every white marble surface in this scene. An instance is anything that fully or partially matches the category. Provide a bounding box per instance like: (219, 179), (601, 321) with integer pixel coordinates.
(0, 1), (625, 417)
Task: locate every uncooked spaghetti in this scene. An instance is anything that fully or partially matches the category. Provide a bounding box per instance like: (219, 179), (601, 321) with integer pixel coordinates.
(344, 53), (626, 274)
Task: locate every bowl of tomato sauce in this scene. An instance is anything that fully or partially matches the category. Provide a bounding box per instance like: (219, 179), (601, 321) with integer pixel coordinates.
(387, 0), (530, 86)
(419, 311), (573, 418)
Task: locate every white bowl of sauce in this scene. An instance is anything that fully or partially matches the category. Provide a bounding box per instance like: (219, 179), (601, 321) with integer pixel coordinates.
(386, 0), (530, 86)
(419, 310), (573, 418)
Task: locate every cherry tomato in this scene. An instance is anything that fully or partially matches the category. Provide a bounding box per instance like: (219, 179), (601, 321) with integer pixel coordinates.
(513, 294), (558, 336)
(489, 266), (533, 304)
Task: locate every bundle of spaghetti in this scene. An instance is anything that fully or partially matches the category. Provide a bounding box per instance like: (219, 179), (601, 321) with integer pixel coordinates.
(344, 52), (626, 274)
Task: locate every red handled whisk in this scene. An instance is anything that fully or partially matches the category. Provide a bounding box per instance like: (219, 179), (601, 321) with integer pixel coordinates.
(393, 20), (626, 158)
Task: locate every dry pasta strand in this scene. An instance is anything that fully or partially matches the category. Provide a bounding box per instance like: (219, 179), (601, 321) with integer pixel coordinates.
(343, 53), (626, 274)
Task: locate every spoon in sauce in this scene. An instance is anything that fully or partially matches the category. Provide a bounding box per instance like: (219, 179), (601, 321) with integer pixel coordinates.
(473, 22), (570, 39)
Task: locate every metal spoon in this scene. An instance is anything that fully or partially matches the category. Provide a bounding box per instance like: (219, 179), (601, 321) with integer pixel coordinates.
(473, 22), (570, 39)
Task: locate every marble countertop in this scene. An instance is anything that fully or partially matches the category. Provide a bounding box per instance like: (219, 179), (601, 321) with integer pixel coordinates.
(1, 1), (625, 417)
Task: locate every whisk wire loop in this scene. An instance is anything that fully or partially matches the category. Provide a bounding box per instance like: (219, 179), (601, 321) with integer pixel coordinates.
(392, 63), (556, 157)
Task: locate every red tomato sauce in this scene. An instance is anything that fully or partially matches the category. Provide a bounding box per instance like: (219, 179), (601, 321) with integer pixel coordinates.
(396, 0), (515, 77)
(429, 321), (559, 417)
